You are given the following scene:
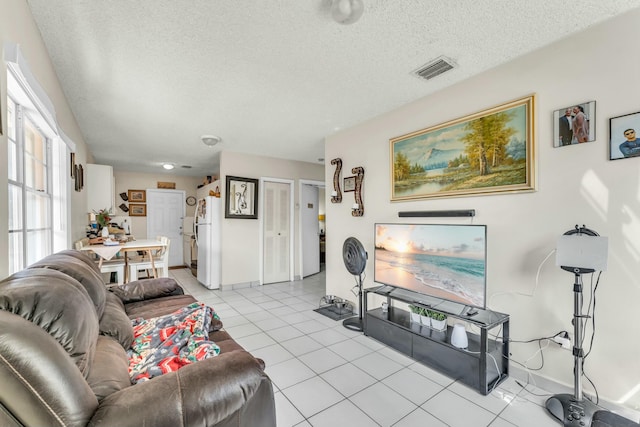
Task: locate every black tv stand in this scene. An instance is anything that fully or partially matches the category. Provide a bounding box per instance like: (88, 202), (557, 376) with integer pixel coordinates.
(363, 287), (509, 395)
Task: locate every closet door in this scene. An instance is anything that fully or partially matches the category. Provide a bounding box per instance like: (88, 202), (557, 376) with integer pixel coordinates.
(263, 181), (290, 284)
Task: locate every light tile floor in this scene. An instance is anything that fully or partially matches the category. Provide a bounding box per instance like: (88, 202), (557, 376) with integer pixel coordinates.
(170, 268), (560, 427)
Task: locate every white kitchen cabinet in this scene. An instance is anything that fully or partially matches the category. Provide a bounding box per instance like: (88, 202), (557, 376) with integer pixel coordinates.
(87, 164), (114, 213)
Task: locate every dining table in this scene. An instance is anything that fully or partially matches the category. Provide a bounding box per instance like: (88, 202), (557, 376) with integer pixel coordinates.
(81, 238), (167, 283)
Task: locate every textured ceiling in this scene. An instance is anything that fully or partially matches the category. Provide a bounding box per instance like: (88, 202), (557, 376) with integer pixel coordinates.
(26, 0), (640, 177)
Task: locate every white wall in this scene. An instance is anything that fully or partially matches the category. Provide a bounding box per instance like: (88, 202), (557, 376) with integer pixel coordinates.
(112, 170), (201, 239)
(0, 0), (90, 278)
(220, 151), (324, 287)
(325, 10), (640, 410)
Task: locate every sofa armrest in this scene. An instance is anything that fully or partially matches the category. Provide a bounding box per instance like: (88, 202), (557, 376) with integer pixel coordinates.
(88, 350), (274, 427)
(110, 277), (184, 303)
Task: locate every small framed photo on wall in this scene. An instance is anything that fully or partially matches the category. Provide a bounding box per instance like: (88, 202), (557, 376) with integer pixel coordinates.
(128, 189), (146, 203)
(343, 176), (356, 192)
(553, 101), (596, 147)
(610, 111), (640, 160)
(129, 203), (147, 216)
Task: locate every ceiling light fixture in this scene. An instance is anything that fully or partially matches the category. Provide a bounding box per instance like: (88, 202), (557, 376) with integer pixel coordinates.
(331, 0), (364, 25)
(162, 163), (175, 170)
(201, 135), (222, 147)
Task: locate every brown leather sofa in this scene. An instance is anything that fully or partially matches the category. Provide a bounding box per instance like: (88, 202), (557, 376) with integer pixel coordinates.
(0, 250), (275, 427)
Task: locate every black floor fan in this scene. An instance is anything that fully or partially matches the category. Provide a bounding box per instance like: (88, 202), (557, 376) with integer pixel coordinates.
(342, 237), (367, 332)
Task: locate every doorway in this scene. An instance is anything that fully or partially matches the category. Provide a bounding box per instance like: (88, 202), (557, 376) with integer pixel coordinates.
(261, 178), (294, 284)
(299, 180), (325, 278)
(146, 189), (185, 267)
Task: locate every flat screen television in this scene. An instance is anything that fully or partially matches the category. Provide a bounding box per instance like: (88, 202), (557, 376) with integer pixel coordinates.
(374, 223), (487, 309)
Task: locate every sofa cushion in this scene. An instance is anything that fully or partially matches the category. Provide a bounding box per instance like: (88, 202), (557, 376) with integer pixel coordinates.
(124, 294), (198, 319)
(111, 277), (184, 304)
(0, 310), (99, 427)
(0, 269), (99, 378)
(87, 336), (132, 401)
(27, 253), (107, 318)
(99, 292), (134, 349)
(56, 249), (102, 275)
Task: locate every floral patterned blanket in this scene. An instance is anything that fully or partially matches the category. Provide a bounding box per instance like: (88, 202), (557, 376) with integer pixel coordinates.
(128, 302), (221, 383)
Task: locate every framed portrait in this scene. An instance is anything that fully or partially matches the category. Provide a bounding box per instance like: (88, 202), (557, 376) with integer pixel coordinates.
(225, 176), (258, 219)
(343, 176), (356, 192)
(74, 164), (84, 192)
(129, 203), (147, 216)
(128, 189), (146, 203)
(70, 152), (76, 178)
(553, 101), (596, 147)
(74, 164), (80, 192)
(391, 95), (536, 201)
(78, 164), (84, 190)
(610, 111), (640, 160)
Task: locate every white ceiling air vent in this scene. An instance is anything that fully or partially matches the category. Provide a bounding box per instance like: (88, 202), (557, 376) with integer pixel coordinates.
(413, 56), (456, 81)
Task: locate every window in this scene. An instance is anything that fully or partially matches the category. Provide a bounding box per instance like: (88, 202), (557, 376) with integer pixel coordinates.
(7, 68), (69, 274)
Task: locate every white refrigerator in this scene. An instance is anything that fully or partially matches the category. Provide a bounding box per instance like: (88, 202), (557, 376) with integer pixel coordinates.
(195, 196), (221, 289)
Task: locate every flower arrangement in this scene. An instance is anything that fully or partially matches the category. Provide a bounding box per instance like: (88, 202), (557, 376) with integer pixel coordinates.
(94, 209), (111, 228)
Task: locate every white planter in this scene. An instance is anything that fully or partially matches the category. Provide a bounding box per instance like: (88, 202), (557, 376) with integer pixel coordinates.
(430, 318), (447, 332)
(420, 315), (431, 327)
(410, 312), (421, 323)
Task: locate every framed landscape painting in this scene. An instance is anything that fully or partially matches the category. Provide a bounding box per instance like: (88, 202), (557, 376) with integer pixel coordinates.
(390, 95), (536, 201)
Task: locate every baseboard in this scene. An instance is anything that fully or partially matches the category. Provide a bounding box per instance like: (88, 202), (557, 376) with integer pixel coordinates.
(220, 281), (261, 291)
(510, 366), (640, 421)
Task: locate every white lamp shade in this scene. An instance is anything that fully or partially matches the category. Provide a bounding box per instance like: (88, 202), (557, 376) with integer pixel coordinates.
(451, 324), (468, 349)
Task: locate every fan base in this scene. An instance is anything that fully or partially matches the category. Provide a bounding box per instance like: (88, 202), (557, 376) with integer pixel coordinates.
(342, 316), (363, 332)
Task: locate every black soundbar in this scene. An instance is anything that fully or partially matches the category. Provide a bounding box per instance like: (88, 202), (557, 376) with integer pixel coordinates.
(398, 210), (475, 218)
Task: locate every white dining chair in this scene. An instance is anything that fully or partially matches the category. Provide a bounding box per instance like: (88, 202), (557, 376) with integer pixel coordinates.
(75, 239), (125, 285)
(128, 236), (170, 281)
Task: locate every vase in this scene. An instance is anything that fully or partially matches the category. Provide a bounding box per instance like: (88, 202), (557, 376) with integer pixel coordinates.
(420, 315), (431, 327)
(431, 318), (447, 332)
(451, 324), (469, 349)
(101, 227), (109, 238)
(410, 312), (421, 324)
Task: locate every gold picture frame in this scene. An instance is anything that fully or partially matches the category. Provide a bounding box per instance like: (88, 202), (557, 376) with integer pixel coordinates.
(129, 203), (147, 217)
(390, 94), (536, 201)
(128, 189), (146, 203)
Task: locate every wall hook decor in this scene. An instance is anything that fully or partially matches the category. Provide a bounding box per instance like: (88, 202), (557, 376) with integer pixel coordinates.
(331, 158), (342, 203)
(352, 166), (364, 217)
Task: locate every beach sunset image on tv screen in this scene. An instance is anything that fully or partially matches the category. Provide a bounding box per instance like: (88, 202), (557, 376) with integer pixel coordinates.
(374, 223), (487, 308)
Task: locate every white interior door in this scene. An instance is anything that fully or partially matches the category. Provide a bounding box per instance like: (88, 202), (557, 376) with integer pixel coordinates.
(146, 189), (185, 267)
(263, 181), (291, 284)
(301, 184), (320, 277)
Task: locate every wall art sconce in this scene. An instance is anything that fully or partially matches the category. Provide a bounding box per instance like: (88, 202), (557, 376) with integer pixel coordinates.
(352, 166), (364, 217)
(330, 158), (342, 203)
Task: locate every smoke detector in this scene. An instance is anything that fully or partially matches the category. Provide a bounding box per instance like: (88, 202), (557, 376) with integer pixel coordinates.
(201, 135), (222, 147)
(412, 56), (456, 81)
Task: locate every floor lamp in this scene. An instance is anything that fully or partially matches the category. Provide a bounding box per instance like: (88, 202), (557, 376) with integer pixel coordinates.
(546, 226), (608, 427)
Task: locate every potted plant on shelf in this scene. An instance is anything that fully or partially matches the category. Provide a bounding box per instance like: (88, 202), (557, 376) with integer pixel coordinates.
(408, 305), (422, 324)
(427, 309), (447, 332)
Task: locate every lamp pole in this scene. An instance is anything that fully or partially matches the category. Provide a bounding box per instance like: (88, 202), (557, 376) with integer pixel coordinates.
(545, 225), (603, 427)
(572, 270), (585, 402)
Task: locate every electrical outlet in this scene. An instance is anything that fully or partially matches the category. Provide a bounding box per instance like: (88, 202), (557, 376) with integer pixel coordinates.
(553, 334), (571, 350)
